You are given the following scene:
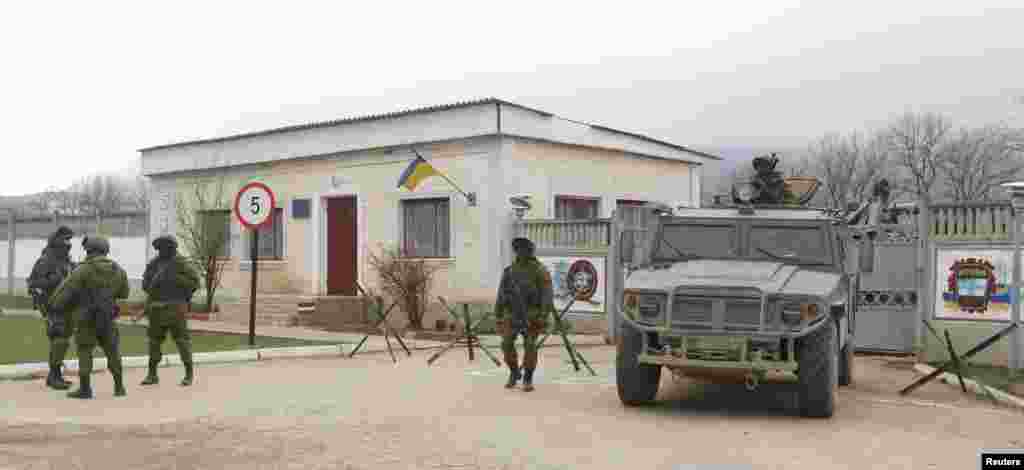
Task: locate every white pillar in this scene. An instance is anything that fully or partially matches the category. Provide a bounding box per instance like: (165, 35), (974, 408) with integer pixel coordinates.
(1002, 182), (1024, 372)
(1012, 205), (1021, 371)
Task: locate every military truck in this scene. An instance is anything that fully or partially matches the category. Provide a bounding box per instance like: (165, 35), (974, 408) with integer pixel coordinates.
(615, 161), (863, 418)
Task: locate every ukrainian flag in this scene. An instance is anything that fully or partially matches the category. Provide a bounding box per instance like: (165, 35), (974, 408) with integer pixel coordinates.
(396, 155), (440, 191)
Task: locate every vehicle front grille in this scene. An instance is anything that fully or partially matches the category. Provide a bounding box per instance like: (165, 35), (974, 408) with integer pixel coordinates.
(672, 296), (713, 323)
(671, 289), (764, 329)
(724, 298), (762, 325)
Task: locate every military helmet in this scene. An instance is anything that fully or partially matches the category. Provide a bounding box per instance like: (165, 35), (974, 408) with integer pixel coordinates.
(152, 235), (178, 250)
(511, 237), (535, 252)
(82, 236), (110, 255)
(54, 225), (74, 240)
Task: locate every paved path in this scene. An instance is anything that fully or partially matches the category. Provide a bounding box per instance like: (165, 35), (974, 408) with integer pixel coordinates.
(1, 347), (1021, 470)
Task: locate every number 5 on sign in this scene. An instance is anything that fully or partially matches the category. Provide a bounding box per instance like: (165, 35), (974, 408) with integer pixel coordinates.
(234, 182), (276, 229)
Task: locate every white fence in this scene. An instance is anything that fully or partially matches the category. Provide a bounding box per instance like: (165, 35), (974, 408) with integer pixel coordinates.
(0, 237), (148, 289)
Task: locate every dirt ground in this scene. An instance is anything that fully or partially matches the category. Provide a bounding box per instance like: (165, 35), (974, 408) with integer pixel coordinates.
(1, 347), (1022, 470)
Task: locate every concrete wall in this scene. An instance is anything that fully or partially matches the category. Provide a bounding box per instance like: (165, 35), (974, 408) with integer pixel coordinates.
(0, 237), (148, 280)
(505, 139), (699, 220)
(148, 137), (507, 301)
(146, 133), (701, 311)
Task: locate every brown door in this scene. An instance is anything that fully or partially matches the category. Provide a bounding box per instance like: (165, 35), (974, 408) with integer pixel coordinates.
(326, 197), (358, 296)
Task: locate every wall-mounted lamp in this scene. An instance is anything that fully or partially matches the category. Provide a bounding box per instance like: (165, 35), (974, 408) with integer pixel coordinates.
(509, 194), (531, 220)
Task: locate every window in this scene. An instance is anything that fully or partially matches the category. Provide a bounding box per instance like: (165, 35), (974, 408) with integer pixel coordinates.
(199, 210), (231, 258)
(245, 208), (284, 260)
(555, 195), (599, 219)
(656, 223), (738, 260)
(401, 198), (450, 258)
(749, 225), (829, 263)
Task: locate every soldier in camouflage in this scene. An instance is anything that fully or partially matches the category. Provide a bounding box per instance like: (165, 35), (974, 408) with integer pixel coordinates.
(494, 237), (554, 392)
(50, 236), (131, 399)
(27, 226), (77, 390)
(136, 235), (200, 386)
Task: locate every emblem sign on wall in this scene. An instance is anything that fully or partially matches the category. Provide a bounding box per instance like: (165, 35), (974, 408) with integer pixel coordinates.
(934, 249), (1012, 322)
(537, 256), (606, 314)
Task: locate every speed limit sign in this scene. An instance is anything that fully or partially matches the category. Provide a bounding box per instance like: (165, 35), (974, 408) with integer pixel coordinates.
(234, 181), (277, 229)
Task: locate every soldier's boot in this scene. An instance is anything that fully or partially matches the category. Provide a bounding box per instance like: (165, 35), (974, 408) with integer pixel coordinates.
(140, 360), (160, 385)
(505, 366), (521, 389)
(180, 361), (194, 387)
(106, 343), (126, 397)
(141, 342), (161, 385)
(177, 338), (194, 386)
(522, 368), (535, 392)
(46, 339), (72, 390)
(113, 375), (126, 397)
(67, 349), (93, 399)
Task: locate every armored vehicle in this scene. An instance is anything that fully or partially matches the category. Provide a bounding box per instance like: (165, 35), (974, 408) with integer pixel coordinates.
(616, 160), (861, 418)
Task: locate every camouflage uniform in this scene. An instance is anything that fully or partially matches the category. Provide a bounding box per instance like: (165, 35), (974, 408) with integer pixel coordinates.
(140, 235), (200, 387)
(50, 236), (131, 399)
(26, 226), (76, 390)
(494, 237), (553, 392)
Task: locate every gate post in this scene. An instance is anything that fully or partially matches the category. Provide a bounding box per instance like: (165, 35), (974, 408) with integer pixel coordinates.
(608, 213), (621, 343)
(916, 202), (930, 361)
(1003, 183), (1024, 372)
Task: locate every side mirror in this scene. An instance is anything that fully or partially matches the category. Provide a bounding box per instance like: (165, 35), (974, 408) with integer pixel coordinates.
(844, 240), (860, 275)
(859, 235), (876, 273)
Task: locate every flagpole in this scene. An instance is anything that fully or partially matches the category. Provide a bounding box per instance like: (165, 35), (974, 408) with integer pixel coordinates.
(411, 148), (476, 206)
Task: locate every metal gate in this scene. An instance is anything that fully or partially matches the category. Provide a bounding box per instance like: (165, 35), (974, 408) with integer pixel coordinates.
(853, 224), (921, 353)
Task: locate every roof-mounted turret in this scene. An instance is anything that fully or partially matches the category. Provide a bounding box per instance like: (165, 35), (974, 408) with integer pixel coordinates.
(726, 154), (821, 212)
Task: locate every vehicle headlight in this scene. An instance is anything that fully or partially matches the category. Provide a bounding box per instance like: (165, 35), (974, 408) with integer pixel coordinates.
(623, 290), (666, 323)
(781, 302), (820, 325)
(734, 182), (758, 203)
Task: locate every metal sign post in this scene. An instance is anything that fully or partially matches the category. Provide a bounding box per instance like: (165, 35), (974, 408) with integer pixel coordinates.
(234, 181), (277, 347)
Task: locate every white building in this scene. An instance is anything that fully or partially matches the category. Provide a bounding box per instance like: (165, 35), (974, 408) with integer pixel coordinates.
(139, 98), (719, 324)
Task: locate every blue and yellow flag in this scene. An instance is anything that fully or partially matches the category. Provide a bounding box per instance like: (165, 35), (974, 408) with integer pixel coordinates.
(396, 155), (440, 191)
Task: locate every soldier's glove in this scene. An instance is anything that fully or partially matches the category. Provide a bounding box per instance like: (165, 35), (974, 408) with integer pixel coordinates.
(495, 318), (508, 336)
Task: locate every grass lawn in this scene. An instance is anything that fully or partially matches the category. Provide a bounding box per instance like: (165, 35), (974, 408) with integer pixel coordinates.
(927, 360), (1024, 396)
(0, 316), (342, 365)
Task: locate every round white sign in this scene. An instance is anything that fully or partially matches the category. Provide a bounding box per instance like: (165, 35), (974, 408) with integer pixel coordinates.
(234, 182), (276, 229)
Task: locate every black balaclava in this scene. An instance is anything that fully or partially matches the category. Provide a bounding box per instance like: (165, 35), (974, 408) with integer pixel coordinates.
(49, 226), (74, 258)
(511, 238), (535, 260)
(153, 236), (178, 260)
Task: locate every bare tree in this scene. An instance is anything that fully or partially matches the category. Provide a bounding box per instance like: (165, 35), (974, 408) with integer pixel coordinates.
(27, 187), (62, 216)
(73, 174), (127, 226)
(807, 132), (892, 210)
(55, 187), (83, 216)
(885, 112), (952, 205)
(940, 125), (1024, 202)
(367, 243), (441, 331)
(124, 175), (153, 212)
(174, 173), (232, 313)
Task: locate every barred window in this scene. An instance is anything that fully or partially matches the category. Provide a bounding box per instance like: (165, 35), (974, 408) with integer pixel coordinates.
(401, 198), (450, 258)
(245, 208), (284, 260)
(555, 195), (599, 220)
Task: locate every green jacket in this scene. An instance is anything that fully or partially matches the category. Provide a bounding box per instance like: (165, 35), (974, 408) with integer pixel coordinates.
(494, 256), (555, 325)
(142, 254), (200, 305)
(49, 254), (131, 327)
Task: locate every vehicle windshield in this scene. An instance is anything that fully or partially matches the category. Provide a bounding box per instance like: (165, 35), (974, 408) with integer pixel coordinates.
(651, 221), (832, 265)
(653, 223), (737, 261)
(749, 224), (831, 265)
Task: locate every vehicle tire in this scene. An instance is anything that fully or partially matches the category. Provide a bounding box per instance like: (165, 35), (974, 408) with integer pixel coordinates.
(838, 334), (854, 387)
(616, 321), (661, 406)
(796, 320), (838, 418)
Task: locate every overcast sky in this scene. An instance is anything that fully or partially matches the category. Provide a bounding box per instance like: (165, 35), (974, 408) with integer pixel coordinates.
(2, 0), (1022, 196)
